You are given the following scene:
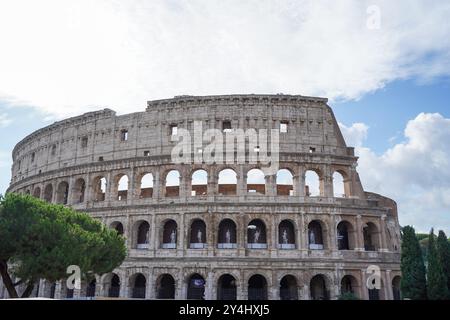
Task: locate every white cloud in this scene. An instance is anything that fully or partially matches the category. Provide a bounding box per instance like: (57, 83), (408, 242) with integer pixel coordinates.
(305, 170), (320, 197)
(0, 151), (12, 194)
(247, 169), (265, 184)
(276, 169), (294, 185)
(0, 113), (12, 127)
(0, 151), (10, 168)
(338, 122), (369, 147)
(342, 113), (450, 233)
(218, 169), (237, 184)
(0, 0), (449, 118)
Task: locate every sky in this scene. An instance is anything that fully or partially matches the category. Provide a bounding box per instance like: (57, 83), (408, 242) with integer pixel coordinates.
(0, 0), (449, 233)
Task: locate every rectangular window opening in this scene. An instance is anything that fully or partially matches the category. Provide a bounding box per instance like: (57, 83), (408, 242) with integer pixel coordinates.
(120, 130), (129, 141)
(170, 124), (178, 136)
(81, 137), (88, 148)
(222, 121), (232, 132)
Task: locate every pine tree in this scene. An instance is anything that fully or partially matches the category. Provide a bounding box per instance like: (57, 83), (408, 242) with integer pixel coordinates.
(436, 230), (450, 297)
(0, 193), (126, 298)
(400, 226), (427, 299)
(427, 229), (449, 300)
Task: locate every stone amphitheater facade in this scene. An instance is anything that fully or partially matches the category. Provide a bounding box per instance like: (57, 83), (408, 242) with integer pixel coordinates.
(1, 94), (401, 300)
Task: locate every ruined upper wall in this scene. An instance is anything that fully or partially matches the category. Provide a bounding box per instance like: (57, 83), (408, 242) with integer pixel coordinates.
(9, 94), (355, 185)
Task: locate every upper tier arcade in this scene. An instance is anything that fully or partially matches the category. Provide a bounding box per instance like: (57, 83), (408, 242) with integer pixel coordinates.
(9, 94), (356, 187)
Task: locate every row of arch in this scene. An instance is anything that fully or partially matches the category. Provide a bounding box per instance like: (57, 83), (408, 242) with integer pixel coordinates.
(28, 167), (352, 205)
(53, 272), (402, 300)
(113, 218), (381, 252)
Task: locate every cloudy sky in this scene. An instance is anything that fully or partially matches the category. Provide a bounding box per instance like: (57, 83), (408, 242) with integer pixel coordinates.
(0, 0), (449, 232)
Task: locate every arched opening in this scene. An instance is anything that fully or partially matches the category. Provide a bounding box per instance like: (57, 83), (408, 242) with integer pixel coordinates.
(110, 221), (124, 236)
(33, 280), (39, 297)
(341, 275), (359, 298)
(218, 219), (237, 249)
(191, 169), (207, 196)
(117, 175), (129, 201)
(136, 221), (150, 249)
(278, 220), (296, 249)
(56, 182), (69, 204)
(189, 219), (207, 249)
(106, 274), (120, 298)
(43, 184), (53, 202)
(73, 178), (86, 204)
(218, 169), (237, 195)
(248, 275), (267, 300)
(366, 274), (383, 300)
(392, 276), (401, 300)
(165, 170), (180, 197)
(49, 282), (56, 299)
(276, 169), (294, 196)
(140, 173), (153, 198)
(187, 274), (205, 300)
(217, 274), (237, 300)
(32, 187), (41, 198)
(131, 274), (146, 299)
(247, 169), (265, 194)
(337, 221), (355, 250)
(162, 220), (177, 249)
(93, 176), (107, 202)
(66, 286), (74, 299)
(86, 279), (96, 298)
(156, 274), (175, 299)
(333, 171), (347, 198)
(308, 220), (325, 250)
(310, 275), (329, 300)
(247, 219), (267, 249)
(368, 287), (380, 300)
(363, 222), (379, 251)
(51, 144), (57, 156)
(280, 275), (298, 300)
(305, 170), (321, 197)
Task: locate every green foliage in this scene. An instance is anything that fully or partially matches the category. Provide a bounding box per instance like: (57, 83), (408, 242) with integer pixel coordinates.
(426, 229), (449, 300)
(418, 233), (439, 264)
(337, 292), (360, 300)
(416, 233), (429, 241)
(436, 231), (450, 296)
(0, 193), (126, 297)
(400, 226), (427, 300)
(419, 237), (430, 264)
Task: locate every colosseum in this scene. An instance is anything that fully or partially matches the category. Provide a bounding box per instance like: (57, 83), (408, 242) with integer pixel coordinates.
(1, 94), (401, 300)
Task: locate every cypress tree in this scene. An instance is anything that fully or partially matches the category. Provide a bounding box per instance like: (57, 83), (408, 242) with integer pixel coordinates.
(436, 230), (450, 296)
(400, 226), (427, 299)
(427, 229), (449, 300)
